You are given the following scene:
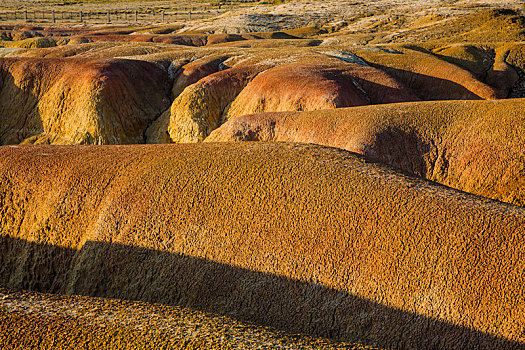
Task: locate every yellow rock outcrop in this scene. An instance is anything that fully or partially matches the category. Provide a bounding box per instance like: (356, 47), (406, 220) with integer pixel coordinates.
(167, 65), (269, 142)
(0, 57), (171, 145)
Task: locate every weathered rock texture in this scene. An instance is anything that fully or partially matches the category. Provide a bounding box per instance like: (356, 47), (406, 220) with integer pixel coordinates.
(145, 55), (230, 144)
(0, 143), (523, 349)
(208, 99), (525, 206)
(155, 46), (517, 144)
(224, 62), (419, 121)
(430, 44), (518, 97)
(69, 33), (273, 47)
(171, 55), (230, 98)
(0, 57), (171, 144)
(167, 65), (269, 142)
(77, 34), (209, 47)
(2, 35), (522, 146)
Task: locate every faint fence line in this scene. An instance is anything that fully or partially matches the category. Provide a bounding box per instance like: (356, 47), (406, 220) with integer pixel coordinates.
(0, 4), (252, 24)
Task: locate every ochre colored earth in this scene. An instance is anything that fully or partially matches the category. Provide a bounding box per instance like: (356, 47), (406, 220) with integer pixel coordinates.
(0, 288), (368, 349)
(0, 143), (524, 349)
(0, 1), (525, 349)
(208, 98), (525, 206)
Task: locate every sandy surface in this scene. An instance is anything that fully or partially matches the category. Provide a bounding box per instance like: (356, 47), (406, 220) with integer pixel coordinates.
(0, 1), (524, 349)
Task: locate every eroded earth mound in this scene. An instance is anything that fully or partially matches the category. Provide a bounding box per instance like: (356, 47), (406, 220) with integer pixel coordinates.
(224, 61), (419, 121)
(208, 98), (525, 206)
(0, 288), (362, 349)
(0, 1), (525, 349)
(0, 143), (524, 349)
(0, 57), (170, 144)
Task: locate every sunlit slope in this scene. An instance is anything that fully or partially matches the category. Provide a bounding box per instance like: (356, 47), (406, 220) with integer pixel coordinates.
(0, 57), (170, 144)
(208, 99), (525, 206)
(0, 143), (523, 349)
(1, 35), (524, 146)
(223, 61), (419, 121)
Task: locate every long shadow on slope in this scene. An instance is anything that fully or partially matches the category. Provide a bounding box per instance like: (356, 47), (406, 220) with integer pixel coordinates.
(0, 69), (44, 145)
(400, 45), (493, 80)
(0, 235), (522, 350)
(432, 53), (492, 81)
(367, 63), (487, 100)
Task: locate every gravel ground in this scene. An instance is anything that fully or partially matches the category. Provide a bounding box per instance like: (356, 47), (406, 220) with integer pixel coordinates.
(0, 288), (377, 349)
(179, 0), (525, 33)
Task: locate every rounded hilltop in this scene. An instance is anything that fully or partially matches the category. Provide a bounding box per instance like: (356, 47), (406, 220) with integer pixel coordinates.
(0, 1), (524, 349)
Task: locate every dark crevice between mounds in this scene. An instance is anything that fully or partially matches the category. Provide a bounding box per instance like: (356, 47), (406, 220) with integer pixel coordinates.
(505, 49), (525, 98)
(508, 64), (525, 98)
(433, 46), (495, 82)
(335, 51), (487, 101)
(144, 55), (236, 144)
(0, 235), (522, 350)
(362, 126), (438, 179)
(140, 61), (176, 144)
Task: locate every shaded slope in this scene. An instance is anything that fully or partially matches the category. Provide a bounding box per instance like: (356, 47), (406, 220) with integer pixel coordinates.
(0, 143), (523, 349)
(356, 47), (505, 100)
(431, 44), (519, 98)
(170, 55), (230, 98)
(144, 54), (230, 144)
(0, 57), (171, 144)
(155, 47), (513, 144)
(225, 61), (419, 121)
(208, 99), (525, 206)
(502, 43), (525, 97)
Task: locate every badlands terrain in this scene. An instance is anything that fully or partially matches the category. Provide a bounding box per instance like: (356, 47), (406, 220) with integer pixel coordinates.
(0, 0), (524, 349)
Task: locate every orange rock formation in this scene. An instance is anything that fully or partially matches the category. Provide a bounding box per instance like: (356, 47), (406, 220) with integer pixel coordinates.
(224, 61), (419, 121)
(0, 57), (171, 144)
